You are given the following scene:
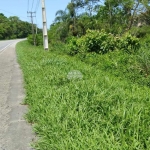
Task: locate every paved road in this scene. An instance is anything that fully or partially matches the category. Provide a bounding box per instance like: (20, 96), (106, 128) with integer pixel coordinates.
(0, 40), (15, 53)
(0, 40), (35, 150)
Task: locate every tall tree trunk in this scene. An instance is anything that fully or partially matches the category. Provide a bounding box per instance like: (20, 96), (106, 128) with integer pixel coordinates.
(128, 1), (140, 30)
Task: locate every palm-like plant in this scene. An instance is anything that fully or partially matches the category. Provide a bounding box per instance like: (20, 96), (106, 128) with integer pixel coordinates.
(54, 10), (69, 23)
(54, 2), (78, 36)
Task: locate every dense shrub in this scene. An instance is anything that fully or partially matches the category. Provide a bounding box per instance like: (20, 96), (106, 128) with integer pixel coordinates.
(67, 36), (79, 55)
(132, 26), (150, 38)
(82, 30), (116, 53)
(68, 30), (116, 55)
(137, 44), (150, 77)
(27, 34), (43, 46)
(116, 33), (140, 53)
(67, 30), (140, 55)
(48, 23), (69, 44)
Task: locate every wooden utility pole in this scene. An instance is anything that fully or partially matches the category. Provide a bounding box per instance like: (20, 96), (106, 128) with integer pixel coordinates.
(27, 11), (36, 45)
(41, 0), (49, 50)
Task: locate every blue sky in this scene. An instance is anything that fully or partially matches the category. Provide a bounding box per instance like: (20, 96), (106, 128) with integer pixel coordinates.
(0, 0), (70, 28)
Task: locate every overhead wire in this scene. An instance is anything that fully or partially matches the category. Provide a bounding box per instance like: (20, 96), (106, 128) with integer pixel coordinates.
(0, 8), (28, 20)
(27, 0), (37, 23)
(27, 0), (29, 12)
(34, 0), (41, 30)
(35, 0), (40, 12)
(31, 0), (35, 12)
(27, 0), (41, 35)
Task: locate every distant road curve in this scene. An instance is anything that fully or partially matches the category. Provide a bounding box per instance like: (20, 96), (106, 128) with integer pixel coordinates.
(0, 39), (25, 53)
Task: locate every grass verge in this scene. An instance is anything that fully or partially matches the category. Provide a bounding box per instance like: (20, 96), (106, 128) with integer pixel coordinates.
(16, 41), (150, 150)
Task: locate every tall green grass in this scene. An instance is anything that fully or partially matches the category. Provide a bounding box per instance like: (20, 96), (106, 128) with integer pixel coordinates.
(16, 41), (150, 150)
(78, 47), (150, 88)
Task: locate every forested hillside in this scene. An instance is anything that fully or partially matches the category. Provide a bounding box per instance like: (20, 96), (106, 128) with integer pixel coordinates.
(0, 13), (40, 40)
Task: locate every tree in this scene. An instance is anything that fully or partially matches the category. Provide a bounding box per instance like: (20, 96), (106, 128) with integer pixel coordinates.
(0, 14), (33, 39)
(54, 2), (78, 37)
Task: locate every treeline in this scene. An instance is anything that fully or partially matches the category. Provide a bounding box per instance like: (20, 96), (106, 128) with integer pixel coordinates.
(48, 0), (150, 43)
(0, 13), (41, 40)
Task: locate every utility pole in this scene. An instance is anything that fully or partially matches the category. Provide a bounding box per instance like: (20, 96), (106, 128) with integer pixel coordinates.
(27, 11), (36, 46)
(36, 24), (38, 35)
(41, 0), (49, 50)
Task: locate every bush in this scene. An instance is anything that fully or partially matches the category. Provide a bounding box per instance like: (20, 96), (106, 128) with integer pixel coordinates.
(116, 33), (140, 53)
(67, 30), (140, 55)
(67, 30), (117, 55)
(67, 36), (79, 55)
(82, 30), (116, 54)
(27, 34), (43, 46)
(137, 44), (150, 77)
(132, 26), (150, 38)
(48, 23), (69, 43)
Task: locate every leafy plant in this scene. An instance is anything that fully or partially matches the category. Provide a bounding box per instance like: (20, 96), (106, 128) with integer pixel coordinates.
(27, 34), (43, 46)
(16, 41), (150, 150)
(137, 44), (150, 77)
(131, 26), (150, 38)
(67, 30), (140, 55)
(67, 36), (79, 55)
(82, 29), (116, 54)
(117, 33), (140, 53)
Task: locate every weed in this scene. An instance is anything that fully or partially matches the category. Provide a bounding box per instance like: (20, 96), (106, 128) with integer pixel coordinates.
(16, 41), (150, 150)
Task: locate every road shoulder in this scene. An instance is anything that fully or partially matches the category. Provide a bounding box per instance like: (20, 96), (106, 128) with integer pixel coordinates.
(0, 40), (35, 150)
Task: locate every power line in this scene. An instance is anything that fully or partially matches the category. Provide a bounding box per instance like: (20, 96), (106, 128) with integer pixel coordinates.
(35, 0), (40, 12)
(0, 8), (28, 20)
(31, 0), (35, 11)
(27, 0), (29, 12)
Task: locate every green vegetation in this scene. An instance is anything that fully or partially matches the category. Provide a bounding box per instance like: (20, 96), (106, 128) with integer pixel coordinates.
(16, 0), (150, 149)
(48, 0), (150, 43)
(27, 34), (43, 46)
(67, 30), (140, 55)
(0, 13), (41, 40)
(16, 41), (150, 149)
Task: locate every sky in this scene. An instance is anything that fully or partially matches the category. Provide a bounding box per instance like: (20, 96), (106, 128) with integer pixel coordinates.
(0, 0), (71, 29)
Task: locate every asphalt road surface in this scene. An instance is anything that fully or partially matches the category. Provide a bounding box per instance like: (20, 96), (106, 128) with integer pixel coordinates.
(0, 39), (35, 150)
(0, 40), (15, 53)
